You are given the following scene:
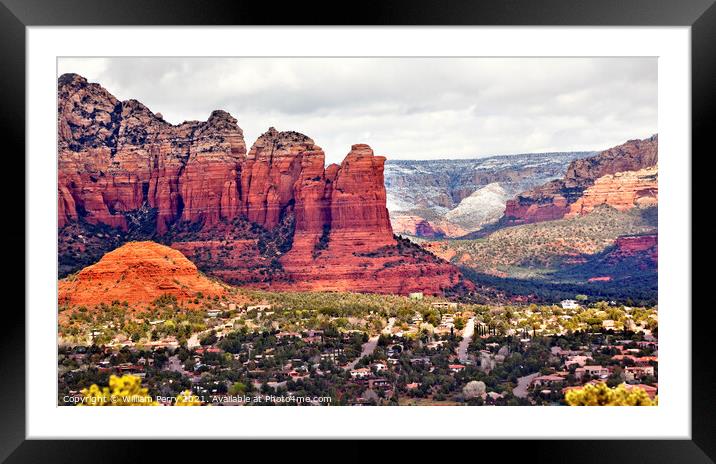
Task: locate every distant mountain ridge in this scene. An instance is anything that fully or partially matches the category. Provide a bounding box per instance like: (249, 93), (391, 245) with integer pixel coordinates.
(385, 151), (595, 237)
(504, 135), (658, 225)
(407, 135), (659, 303)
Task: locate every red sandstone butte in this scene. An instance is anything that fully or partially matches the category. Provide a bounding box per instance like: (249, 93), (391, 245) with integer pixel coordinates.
(565, 166), (658, 218)
(58, 241), (225, 306)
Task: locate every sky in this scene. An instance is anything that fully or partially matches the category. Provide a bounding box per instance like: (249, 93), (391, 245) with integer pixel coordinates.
(58, 57), (657, 165)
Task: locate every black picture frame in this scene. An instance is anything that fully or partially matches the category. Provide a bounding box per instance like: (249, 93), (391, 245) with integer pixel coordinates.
(2, 0), (710, 460)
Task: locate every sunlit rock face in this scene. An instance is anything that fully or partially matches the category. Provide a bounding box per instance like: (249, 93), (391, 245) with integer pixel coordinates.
(57, 74), (468, 296)
(58, 241), (225, 306)
(504, 135), (658, 225)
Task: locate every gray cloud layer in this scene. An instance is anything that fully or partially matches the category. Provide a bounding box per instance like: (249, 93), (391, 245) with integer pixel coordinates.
(58, 57), (657, 164)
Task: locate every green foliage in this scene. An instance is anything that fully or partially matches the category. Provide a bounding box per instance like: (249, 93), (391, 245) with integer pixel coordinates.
(433, 206), (658, 304)
(312, 224), (331, 257)
(460, 266), (656, 306)
(153, 294), (178, 307)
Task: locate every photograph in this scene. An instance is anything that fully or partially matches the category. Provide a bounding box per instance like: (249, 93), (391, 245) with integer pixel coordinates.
(56, 57), (660, 407)
(5, 0), (707, 453)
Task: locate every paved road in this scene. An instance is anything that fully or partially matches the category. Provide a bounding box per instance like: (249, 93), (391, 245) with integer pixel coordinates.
(513, 372), (539, 398)
(344, 317), (396, 370)
(188, 316), (243, 348)
(457, 317), (475, 363)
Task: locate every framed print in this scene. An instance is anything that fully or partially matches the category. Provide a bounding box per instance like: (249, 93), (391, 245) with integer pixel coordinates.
(3, 0), (712, 459)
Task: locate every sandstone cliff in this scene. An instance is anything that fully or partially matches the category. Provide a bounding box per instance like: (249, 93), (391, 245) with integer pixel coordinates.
(57, 74), (467, 296)
(565, 166), (658, 218)
(504, 135), (658, 225)
(58, 73), (247, 233)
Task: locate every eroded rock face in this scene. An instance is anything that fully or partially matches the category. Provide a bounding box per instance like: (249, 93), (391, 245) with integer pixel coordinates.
(58, 241), (225, 306)
(58, 74), (467, 296)
(241, 128), (320, 228)
(504, 135), (658, 225)
(565, 166), (658, 218)
(611, 234), (658, 264)
(444, 183), (509, 232)
(58, 74), (247, 233)
(277, 144), (467, 295)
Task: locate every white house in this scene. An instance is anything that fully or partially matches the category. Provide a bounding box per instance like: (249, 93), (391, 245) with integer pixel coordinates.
(350, 368), (371, 379)
(575, 365), (610, 379)
(560, 299), (580, 310)
(372, 362), (387, 372)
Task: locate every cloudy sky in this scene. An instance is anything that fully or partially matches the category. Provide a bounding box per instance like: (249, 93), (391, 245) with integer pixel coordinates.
(58, 57), (657, 164)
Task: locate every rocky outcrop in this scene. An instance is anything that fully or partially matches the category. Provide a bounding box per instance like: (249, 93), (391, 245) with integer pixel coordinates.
(276, 144), (466, 295)
(554, 233), (658, 283)
(58, 74), (467, 296)
(58, 241), (225, 306)
(504, 135), (658, 225)
(444, 183), (509, 232)
(385, 151), (592, 236)
(58, 74), (247, 233)
(565, 166), (658, 218)
(610, 234), (658, 265)
(240, 127), (320, 229)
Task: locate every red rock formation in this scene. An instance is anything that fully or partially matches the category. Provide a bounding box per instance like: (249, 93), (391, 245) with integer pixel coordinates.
(277, 144), (466, 296)
(58, 74), (468, 296)
(503, 196), (569, 224)
(329, 145), (393, 239)
(240, 128), (320, 228)
(610, 234), (658, 265)
(504, 135), (658, 225)
(578, 234), (658, 280)
(58, 74), (247, 233)
(58, 241), (225, 306)
(565, 166), (658, 218)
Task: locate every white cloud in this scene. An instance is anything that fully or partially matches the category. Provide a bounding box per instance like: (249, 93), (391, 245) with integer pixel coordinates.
(58, 57), (657, 164)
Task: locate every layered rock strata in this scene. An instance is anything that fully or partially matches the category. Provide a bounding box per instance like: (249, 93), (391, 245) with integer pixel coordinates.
(504, 135), (658, 225)
(58, 74), (467, 296)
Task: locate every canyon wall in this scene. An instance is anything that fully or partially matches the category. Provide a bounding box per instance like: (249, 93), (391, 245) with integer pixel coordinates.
(504, 135), (658, 225)
(565, 166), (658, 218)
